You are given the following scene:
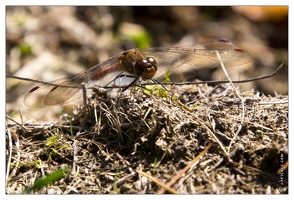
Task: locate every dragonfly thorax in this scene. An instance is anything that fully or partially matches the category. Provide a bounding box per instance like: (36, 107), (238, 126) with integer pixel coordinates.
(118, 49), (158, 80)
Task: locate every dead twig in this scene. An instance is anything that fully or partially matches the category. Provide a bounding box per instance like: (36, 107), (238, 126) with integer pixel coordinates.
(136, 170), (179, 194)
(157, 142), (214, 194)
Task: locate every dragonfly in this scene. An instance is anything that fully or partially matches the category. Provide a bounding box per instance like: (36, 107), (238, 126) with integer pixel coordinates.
(24, 39), (252, 107)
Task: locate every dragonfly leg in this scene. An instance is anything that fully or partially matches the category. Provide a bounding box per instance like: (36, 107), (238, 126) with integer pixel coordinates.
(122, 77), (138, 92)
(104, 72), (125, 87)
(150, 78), (169, 91)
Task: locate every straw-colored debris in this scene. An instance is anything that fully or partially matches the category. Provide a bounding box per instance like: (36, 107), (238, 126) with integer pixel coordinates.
(6, 84), (288, 194)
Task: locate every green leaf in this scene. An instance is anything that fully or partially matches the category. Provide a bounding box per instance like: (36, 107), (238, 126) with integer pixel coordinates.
(18, 42), (32, 56)
(23, 168), (70, 193)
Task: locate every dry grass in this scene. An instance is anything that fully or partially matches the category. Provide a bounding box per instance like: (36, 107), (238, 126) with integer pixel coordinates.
(6, 84), (288, 194)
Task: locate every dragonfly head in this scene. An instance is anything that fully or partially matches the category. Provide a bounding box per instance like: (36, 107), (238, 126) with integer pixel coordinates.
(134, 57), (158, 81)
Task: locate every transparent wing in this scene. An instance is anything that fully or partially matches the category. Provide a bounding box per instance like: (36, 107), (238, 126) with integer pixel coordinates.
(141, 40), (252, 81)
(24, 54), (123, 107)
(24, 71), (89, 107)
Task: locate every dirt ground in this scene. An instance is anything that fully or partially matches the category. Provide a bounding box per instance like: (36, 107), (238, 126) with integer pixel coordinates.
(6, 6), (288, 194)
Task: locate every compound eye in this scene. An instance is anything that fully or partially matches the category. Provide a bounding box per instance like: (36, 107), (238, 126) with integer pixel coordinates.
(146, 57), (157, 66)
(134, 59), (148, 76)
(134, 57), (158, 80)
